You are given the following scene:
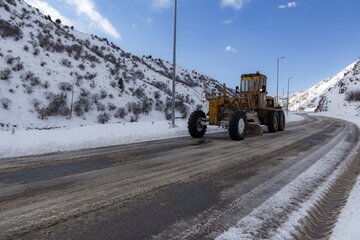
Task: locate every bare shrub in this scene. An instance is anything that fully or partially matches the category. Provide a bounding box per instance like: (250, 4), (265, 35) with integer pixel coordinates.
(133, 86), (146, 99)
(155, 100), (164, 111)
(127, 101), (142, 119)
(110, 81), (117, 88)
(33, 47), (40, 56)
(164, 98), (172, 120)
(134, 70), (145, 80)
(152, 81), (171, 95)
(6, 0), (17, 6)
(46, 93), (70, 116)
(175, 100), (188, 119)
(12, 62), (23, 71)
(96, 102), (105, 111)
(74, 92), (91, 116)
(78, 64), (85, 70)
(84, 72), (97, 80)
(114, 107), (127, 118)
(1, 98), (11, 110)
(141, 98), (153, 115)
(0, 68), (11, 80)
(59, 82), (73, 92)
(108, 102), (116, 111)
(0, 19), (23, 40)
(116, 77), (124, 92)
(67, 44), (83, 57)
(24, 85), (34, 94)
(61, 58), (72, 68)
(6, 55), (18, 65)
(97, 112), (110, 124)
(345, 90), (360, 102)
(92, 93), (100, 104)
(43, 81), (50, 89)
(22, 71), (41, 86)
(100, 89), (107, 99)
(154, 91), (161, 100)
(6, 56), (23, 71)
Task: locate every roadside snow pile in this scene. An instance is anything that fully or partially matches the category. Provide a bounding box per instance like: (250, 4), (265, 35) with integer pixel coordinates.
(286, 112), (304, 123)
(331, 176), (360, 240)
(0, 112), (304, 159)
(309, 112), (360, 240)
(289, 59), (360, 114)
(0, 120), (225, 158)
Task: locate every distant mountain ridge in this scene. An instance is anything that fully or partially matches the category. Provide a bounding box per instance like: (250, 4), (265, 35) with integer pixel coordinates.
(289, 59), (360, 116)
(0, 0), (229, 131)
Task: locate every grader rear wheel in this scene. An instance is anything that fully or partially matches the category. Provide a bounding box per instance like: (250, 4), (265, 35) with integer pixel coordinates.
(229, 111), (248, 141)
(267, 110), (279, 133)
(188, 110), (207, 138)
(278, 110), (285, 131)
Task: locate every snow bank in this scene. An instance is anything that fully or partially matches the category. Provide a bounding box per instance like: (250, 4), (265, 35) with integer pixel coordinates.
(0, 120), (224, 159)
(331, 176), (360, 240)
(0, 112), (304, 159)
(286, 112), (304, 123)
(310, 112), (360, 240)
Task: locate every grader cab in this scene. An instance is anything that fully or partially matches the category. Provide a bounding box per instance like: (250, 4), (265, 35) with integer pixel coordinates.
(188, 72), (285, 141)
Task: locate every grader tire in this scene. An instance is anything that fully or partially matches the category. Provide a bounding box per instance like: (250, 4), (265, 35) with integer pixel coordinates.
(188, 110), (207, 138)
(229, 111), (248, 141)
(278, 110), (285, 131)
(268, 110), (279, 133)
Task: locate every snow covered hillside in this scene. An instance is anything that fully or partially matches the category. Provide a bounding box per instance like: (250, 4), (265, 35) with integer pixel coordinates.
(0, 0), (229, 131)
(289, 59), (360, 116)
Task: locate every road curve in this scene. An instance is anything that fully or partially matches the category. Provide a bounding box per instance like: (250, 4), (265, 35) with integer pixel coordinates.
(0, 115), (358, 239)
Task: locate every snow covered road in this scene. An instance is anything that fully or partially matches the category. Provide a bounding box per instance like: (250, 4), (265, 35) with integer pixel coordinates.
(0, 115), (358, 240)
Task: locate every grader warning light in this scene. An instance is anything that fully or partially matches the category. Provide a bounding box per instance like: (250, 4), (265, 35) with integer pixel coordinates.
(188, 72), (285, 140)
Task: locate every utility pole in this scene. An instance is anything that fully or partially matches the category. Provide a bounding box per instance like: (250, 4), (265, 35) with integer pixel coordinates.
(287, 77), (293, 116)
(171, 0), (177, 127)
(277, 56), (285, 105)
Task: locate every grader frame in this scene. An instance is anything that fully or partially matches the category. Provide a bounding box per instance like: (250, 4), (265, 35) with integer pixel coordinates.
(188, 72), (285, 141)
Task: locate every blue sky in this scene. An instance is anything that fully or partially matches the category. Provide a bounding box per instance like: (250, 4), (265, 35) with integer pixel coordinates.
(26, 0), (360, 95)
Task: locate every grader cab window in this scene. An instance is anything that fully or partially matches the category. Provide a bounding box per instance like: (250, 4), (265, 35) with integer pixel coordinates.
(241, 79), (259, 93)
(241, 80), (249, 93)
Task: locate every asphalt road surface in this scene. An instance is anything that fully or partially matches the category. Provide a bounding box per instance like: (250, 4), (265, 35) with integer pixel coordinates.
(0, 115), (358, 239)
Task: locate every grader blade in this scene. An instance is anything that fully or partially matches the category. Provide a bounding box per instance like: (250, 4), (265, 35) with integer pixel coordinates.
(247, 122), (263, 136)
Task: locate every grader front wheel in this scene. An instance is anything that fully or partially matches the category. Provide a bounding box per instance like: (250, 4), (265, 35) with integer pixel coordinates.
(229, 111), (248, 141)
(188, 110), (207, 138)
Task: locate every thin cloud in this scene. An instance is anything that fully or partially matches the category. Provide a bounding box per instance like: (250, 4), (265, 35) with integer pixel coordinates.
(225, 46), (238, 53)
(152, 0), (172, 9)
(222, 19), (233, 24)
(25, 0), (72, 26)
(221, 0), (251, 10)
(278, 1), (298, 9)
(64, 0), (121, 39)
(145, 17), (153, 26)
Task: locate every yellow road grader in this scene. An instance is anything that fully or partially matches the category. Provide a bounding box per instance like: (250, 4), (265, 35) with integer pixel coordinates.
(188, 72), (285, 140)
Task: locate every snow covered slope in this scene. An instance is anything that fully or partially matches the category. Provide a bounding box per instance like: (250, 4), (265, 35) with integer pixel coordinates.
(289, 59), (360, 116)
(0, 0), (229, 131)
